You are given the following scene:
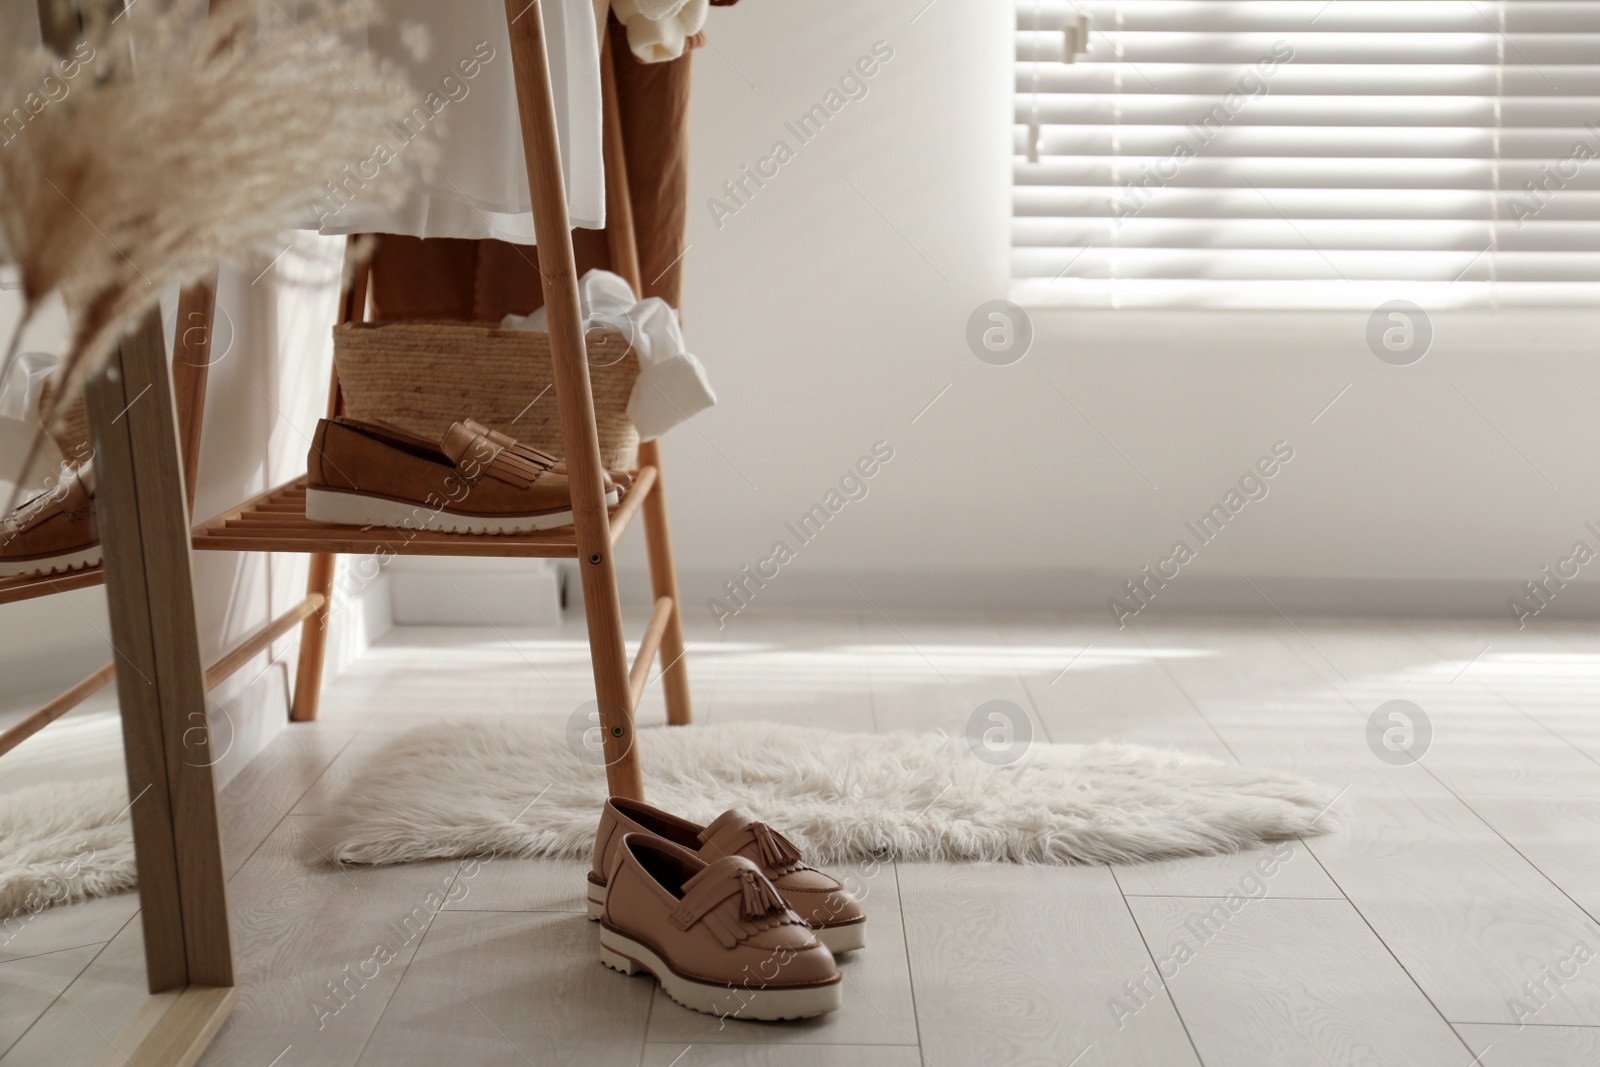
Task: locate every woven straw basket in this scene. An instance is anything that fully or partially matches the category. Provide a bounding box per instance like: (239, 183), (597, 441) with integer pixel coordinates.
(332, 322), (641, 471)
(36, 381), (92, 465)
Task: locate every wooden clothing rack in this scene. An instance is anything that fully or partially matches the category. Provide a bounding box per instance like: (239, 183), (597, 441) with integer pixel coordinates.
(183, 5), (692, 795)
(7, 2), (690, 1061)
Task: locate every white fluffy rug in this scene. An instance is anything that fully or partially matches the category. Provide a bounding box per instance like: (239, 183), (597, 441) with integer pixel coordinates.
(0, 779), (135, 920)
(319, 720), (1337, 867)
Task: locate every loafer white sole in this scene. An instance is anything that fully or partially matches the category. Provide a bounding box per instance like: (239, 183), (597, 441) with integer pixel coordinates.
(588, 878), (865, 954)
(599, 925), (842, 1021)
(305, 486), (618, 534)
(812, 917), (866, 954)
(0, 544), (102, 579)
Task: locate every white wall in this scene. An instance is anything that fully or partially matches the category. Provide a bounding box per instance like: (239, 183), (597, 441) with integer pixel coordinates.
(594, 0), (1600, 626)
(0, 234), (388, 787)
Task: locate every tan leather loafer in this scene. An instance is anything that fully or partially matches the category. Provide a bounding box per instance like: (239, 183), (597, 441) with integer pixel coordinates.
(0, 465), (100, 578)
(600, 833), (842, 1021)
(304, 417), (619, 534)
(589, 798), (866, 954)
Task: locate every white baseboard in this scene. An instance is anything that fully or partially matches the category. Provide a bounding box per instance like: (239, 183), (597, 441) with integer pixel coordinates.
(388, 557), (561, 626)
(208, 565), (392, 788)
(608, 565), (1600, 626)
(185, 564), (394, 789)
(324, 566), (395, 675)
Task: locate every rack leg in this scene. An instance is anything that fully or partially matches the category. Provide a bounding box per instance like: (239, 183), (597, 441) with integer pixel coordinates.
(289, 241), (366, 724)
(599, 37), (692, 726)
(289, 552), (337, 722)
(638, 440), (692, 724)
(504, 0), (643, 799)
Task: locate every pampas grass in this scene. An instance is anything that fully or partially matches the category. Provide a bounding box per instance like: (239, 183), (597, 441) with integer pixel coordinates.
(0, 0), (433, 444)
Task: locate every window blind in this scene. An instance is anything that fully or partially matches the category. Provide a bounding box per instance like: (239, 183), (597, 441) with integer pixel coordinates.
(1012, 1), (1600, 308)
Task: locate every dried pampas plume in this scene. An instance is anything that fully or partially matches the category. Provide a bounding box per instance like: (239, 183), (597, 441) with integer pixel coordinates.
(0, 0), (435, 435)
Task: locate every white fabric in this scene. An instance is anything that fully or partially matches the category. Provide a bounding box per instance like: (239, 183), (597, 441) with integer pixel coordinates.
(315, 0), (604, 241)
(312, 719), (1337, 867)
(0, 351), (64, 494)
(501, 269), (715, 440)
(612, 0), (707, 63)
(0, 351), (57, 428)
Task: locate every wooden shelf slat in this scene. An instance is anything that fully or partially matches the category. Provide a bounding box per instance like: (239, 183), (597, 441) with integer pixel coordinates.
(0, 564), (106, 607)
(190, 469), (656, 559)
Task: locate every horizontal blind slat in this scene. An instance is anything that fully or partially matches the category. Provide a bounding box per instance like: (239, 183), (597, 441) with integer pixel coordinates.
(1016, 2), (1600, 35)
(1011, 247), (1600, 280)
(1013, 219), (1600, 251)
(1012, 0), (1600, 305)
(1020, 128), (1599, 158)
(1013, 158), (1600, 192)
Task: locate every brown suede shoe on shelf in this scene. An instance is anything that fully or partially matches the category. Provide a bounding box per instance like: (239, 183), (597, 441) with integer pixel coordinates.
(462, 418), (633, 493)
(589, 798), (867, 954)
(303, 417), (619, 534)
(600, 833), (842, 1021)
(0, 465), (100, 578)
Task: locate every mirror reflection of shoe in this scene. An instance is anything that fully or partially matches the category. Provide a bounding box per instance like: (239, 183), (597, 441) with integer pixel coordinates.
(304, 417), (621, 535)
(0, 465), (101, 579)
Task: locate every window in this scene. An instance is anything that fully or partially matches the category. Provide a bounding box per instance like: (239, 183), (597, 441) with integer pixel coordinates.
(1012, 1), (1600, 308)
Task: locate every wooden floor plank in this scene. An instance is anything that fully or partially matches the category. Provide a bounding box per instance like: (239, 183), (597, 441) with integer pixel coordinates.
(899, 862), (1201, 1066)
(0, 943), (103, 1058)
(217, 711), (367, 877)
(641, 1045), (923, 1066)
(194, 818), (473, 1067)
(1128, 896), (1470, 1067)
(439, 857), (591, 914)
(1114, 839), (1343, 901)
(0, 894), (139, 967)
(1404, 620), (1600, 790)
(1297, 787), (1600, 1026)
(0, 916), (169, 1067)
(1453, 1022), (1600, 1067)
(1455, 794), (1600, 927)
(1290, 620), (1600, 798)
(702, 615), (874, 733)
(1002, 619), (1238, 760)
(1152, 625), (1600, 1027)
(354, 911), (650, 1067)
(862, 616), (1032, 739)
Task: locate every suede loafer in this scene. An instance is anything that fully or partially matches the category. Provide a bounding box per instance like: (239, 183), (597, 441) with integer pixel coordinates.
(304, 417), (619, 534)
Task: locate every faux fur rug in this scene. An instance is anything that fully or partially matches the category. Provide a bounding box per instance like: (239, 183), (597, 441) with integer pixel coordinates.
(320, 720), (1337, 867)
(0, 779), (135, 921)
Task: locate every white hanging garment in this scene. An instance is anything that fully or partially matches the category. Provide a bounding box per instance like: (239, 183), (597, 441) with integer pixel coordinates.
(314, 0), (605, 242)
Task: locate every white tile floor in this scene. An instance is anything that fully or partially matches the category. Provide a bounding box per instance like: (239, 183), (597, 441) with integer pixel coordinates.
(5, 612), (1600, 1066)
